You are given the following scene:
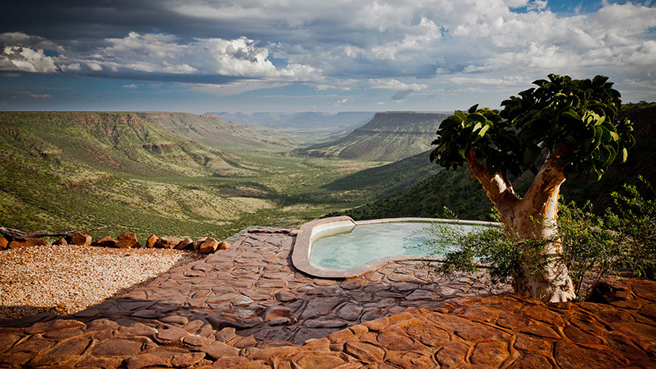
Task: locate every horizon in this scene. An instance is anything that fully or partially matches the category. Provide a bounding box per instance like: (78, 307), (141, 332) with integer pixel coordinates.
(1, 0), (655, 114)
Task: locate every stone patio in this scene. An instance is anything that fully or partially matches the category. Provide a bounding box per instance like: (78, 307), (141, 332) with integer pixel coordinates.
(1, 227), (655, 368)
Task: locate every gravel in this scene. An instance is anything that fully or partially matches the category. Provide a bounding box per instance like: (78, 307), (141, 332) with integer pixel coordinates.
(0, 244), (204, 321)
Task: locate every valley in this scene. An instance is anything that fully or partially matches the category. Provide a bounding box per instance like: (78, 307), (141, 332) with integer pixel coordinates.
(0, 111), (439, 241)
(1, 103), (653, 244)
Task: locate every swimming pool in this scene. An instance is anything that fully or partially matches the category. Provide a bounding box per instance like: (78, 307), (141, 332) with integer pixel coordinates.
(292, 216), (498, 279)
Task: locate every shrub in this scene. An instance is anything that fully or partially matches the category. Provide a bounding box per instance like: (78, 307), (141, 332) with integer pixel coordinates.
(425, 179), (656, 299)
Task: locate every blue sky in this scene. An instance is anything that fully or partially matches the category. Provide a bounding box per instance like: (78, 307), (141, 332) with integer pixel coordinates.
(1, 0), (655, 114)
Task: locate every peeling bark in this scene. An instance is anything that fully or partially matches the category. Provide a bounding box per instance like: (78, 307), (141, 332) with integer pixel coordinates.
(466, 148), (576, 303)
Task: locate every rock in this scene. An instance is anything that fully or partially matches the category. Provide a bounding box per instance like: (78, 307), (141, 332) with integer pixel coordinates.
(91, 236), (116, 247)
(8, 238), (47, 249)
(52, 237), (68, 246)
(156, 236), (182, 249)
(116, 232), (140, 248)
(194, 237), (208, 251)
(0, 236), (8, 250)
(264, 306), (292, 321)
(199, 237), (219, 254)
(218, 241), (230, 250)
(175, 238), (194, 250)
(71, 232), (92, 246)
(201, 341), (240, 359)
(146, 234), (158, 248)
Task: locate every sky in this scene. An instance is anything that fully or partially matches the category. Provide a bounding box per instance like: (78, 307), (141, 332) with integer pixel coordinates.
(0, 0), (655, 114)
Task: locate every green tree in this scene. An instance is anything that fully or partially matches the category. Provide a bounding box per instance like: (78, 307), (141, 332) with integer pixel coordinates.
(430, 74), (635, 302)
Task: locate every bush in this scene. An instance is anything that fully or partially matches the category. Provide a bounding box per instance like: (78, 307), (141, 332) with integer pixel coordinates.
(425, 179), (656, 299)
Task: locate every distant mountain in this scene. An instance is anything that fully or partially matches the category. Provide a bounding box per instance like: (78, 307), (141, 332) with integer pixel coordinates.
(137, 112), (292, 152)
(214, 111), (374, 130)
(294, 112), (450, 161)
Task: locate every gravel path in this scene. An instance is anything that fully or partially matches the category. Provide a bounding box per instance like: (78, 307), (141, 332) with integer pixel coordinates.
(0, 244), (203, 320)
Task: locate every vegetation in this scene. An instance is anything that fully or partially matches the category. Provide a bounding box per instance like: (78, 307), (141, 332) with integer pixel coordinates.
(426, 178), (656, 300)
(0, 111), (436, 241)
(430, 74), (635, 302)
(343, 103), (656, 222)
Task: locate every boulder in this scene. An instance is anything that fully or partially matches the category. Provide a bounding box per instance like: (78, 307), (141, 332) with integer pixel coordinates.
(218, 241), (230, 250)
(116, 232), (140, 248)
(194, 237), (208, 251)
(71, 232), (92, 246)
(156, 236), (182, 249)
(199, 237), (219, 254)
(0, 236), (8, 250)
(91, 236), (116, 247)
(8, 238), (47, 249)
(175, 238), (194, 250)
(146, 234), (159, 248)
(53, 237), (68, 246)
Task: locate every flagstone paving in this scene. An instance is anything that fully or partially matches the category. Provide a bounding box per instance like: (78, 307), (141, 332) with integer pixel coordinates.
(1, 227), (655, 368)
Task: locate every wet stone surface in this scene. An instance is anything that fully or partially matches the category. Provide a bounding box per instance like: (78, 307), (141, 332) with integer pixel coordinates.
(1, 228), (655, 368)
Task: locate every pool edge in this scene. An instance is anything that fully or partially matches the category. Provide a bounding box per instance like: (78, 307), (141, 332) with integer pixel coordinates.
(293, 216), (497, 279)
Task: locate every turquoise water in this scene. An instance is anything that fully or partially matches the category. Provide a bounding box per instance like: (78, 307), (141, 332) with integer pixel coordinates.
(310, 221), (477, 271)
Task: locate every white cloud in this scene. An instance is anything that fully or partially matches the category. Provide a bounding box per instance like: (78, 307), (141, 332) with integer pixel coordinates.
(1, 1), (655, 103)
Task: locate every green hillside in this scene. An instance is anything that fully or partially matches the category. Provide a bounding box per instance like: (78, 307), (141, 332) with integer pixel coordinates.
(0, 111), (415, 241)
(137, 112), (292, 152)
(322, 150), (439, 199)
(294, 112), (449, 161)
(344, 103), (656, 221)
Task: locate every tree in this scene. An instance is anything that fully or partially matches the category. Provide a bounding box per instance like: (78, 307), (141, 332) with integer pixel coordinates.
(430, 74), (635, 302)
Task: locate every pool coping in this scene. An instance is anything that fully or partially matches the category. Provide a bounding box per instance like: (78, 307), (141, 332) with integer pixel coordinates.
(292, 216), (500, 279)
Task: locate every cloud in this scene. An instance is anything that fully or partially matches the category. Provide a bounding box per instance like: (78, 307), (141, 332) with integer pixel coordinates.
(0, 0), (655, 103)
(391, 89), (414, 101)
(123, 83), (138, 88)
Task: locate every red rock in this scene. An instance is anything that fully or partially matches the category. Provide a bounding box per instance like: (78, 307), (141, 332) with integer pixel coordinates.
(156, 236), (182, 249)
(116, 232), (140, 248)
(264, 306), (292, 321)
(249, 346), (301, 363)
(170, 352), (206, 367)
(90, 339), (142, 357)
(212, 356), (249, 368)
(146, 234), (158, 248)
(125, 353), (168, 369)
(376, 326), (418, 351)
(404, 322), (449, 347)
(362, 317), (389, 332)
(52, 237), (68, 246)
(194, 237), (208, 251)
(8, 238), (47, 249)
(201, 341), (240, 359)
(470, 341), (509, 367)
(218, 240), (230, 250)
(553, 341), (626, 369)
(386, 351), (436, 368)
(435, 342), (470, 368)
(155, 327), (189, 344)
(507, 354), (552, 368)
(344, 341), (385, 362)
(0, 236), (8, 250)
(91, 236), (116, 247)
(293, 353), (348, 369)
(71, 232), (92, 246)
(199, 237), (219, 254)
(175, 238), (194, 250)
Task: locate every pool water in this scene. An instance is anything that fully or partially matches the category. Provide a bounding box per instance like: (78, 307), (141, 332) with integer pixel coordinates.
(309, 221), (477, 271)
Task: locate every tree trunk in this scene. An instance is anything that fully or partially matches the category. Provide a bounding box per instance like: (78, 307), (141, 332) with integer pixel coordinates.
(466, 149), (576, 303)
